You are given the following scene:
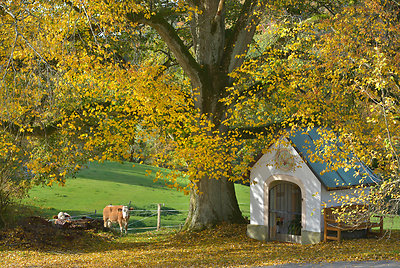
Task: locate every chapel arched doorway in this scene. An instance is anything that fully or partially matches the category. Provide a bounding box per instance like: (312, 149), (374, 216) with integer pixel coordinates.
(269, 181), (302, 243)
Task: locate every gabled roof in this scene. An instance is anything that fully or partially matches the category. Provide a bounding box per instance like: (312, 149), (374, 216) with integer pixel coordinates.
(288, 128), (380, 190)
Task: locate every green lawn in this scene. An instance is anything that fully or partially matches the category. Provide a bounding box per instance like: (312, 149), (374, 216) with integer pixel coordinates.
(383, 215), (400, 230)
(22, 161), (398, 231)
(22, 161), (250, 230)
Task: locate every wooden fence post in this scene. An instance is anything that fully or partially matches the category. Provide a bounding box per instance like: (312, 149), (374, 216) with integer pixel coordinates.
(157, 203), (162, 231)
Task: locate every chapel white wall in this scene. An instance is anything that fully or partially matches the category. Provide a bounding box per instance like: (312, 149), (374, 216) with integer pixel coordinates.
(250, 142), (323, 233)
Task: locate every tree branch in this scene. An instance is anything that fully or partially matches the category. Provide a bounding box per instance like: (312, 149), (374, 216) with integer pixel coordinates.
(62, 0), (81, 13)
(126, 12), (203, 88)
(0, 100), (119, 138)
(229, 115), (319, 139)
(215, 0), (225, 19)
(1, 120), (59, 138)
(222, 0), (266, 74)
(229, 121), (283, 139)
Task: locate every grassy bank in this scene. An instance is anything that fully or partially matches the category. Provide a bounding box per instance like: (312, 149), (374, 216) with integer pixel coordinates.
(22, 161), (250, 230)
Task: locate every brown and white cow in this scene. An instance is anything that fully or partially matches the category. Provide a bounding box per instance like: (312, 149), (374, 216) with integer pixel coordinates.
(103, 205), (130, 234)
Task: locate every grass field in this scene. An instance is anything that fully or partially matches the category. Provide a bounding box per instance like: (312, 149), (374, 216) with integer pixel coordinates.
(22, 161), (250, 230)
(21, 161), (398, 231)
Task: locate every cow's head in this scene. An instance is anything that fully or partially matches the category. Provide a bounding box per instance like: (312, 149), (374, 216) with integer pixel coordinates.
(122, 206), (129, 218)
(57, 212), (71, 220)
(58, 212), (66, 220)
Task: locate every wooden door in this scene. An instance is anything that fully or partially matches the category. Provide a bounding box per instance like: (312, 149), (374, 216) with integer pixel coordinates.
(269, 181), (302, 243)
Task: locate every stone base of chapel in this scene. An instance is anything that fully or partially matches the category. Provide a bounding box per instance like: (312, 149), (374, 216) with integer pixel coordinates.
(247, 224), (322, 245)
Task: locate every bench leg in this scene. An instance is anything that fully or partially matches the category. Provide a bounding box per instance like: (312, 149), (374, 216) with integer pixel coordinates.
(337, 229), (341, 242)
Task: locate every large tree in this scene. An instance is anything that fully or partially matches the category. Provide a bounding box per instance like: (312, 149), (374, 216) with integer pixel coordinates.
(2, 0), (398, 230)
(115, 0), (267, 228)
(94, 0), (335, 229)
(0, 0), (306, 229)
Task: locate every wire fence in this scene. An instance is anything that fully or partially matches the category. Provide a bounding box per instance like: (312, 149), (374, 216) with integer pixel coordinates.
(53, 203), (250, 233)
(127, 205), (187, 232)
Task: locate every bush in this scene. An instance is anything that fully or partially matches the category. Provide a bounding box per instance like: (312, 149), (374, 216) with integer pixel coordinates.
(0, 165), (30, 228)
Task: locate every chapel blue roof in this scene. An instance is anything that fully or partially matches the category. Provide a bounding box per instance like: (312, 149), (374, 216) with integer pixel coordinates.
(288, 128), (380, 190)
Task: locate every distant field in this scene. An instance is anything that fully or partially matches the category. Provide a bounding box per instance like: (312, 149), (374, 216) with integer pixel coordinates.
(21, 161), (398, 231)
(22, 161), (250, 231)
(383, 216), (400, 230)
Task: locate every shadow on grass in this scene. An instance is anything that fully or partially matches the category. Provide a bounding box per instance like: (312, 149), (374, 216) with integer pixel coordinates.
(77, 161), (187, 189)
(0, 220), (178, 254)
(8, 203), (101, 222)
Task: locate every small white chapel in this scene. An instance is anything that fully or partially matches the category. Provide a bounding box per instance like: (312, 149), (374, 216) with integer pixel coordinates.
(247, 127), (379, 244)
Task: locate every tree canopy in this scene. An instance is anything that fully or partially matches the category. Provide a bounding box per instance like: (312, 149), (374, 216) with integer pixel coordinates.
(1, 0), (399, 227)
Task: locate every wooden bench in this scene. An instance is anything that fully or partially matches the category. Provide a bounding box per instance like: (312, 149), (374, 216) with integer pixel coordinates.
(323, 204), (383, 242)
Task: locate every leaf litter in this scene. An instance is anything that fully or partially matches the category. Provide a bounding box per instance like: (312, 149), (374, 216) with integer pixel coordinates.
(0, 218), (399, 267)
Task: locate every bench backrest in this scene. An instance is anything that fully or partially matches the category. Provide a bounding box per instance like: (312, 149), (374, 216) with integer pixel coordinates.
(324, 204), (370, 224)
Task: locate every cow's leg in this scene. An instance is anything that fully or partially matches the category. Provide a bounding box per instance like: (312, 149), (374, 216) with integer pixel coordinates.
(106, 220), (112, 229)
(118, 220), (124, 234)
(124, 220), (128, 234)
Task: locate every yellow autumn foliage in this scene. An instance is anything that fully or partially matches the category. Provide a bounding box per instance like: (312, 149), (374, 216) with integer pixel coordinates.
(0, 1), (399, 219)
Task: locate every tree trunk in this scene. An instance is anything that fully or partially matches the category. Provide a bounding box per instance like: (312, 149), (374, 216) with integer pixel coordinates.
(184, 176), (246, 230)
(126, 1), (264, 230)
(182, 2), (251, 229)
